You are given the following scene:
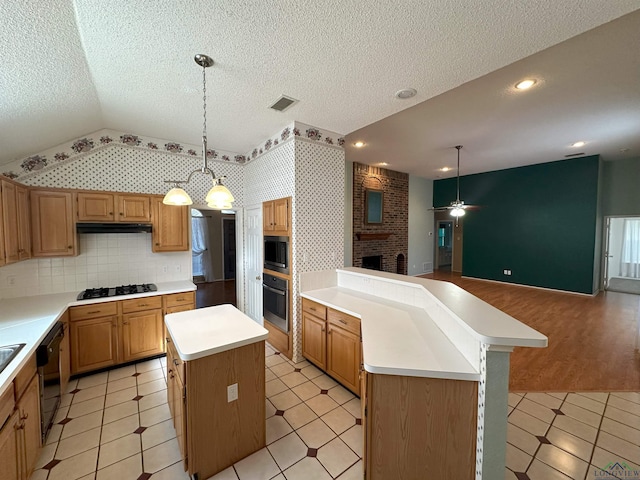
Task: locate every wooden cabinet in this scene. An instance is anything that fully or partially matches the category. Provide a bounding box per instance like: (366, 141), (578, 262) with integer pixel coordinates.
(166, 341), (187, 470)
(263, 197), (290, 235)
(16, 374), (40, 480)
(77, 192), (151, 223)
(59, 311), (70, 394)
(0, 410), (19, 480)
(70, 315), (119, 374)
(15, 185), (31, 261)
(163, 292), (196, 311)
(121, 308), (164, 362)
(1, 180), (19, 264)
(151, 196), (189, 252)
(301, 299), (361, 395)
(30, 189), (76, 257)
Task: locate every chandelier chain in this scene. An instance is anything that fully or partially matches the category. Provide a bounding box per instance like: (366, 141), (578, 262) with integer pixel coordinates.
(202, 64), (207, 141)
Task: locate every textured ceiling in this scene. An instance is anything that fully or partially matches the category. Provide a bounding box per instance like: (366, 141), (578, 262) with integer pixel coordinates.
(0, 0), (639, 173)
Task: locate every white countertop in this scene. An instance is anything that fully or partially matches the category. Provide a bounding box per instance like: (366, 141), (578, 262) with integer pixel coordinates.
(165, 304), (269, 361)
(0, 281), (196, 397)
(301, 288), (481, 381)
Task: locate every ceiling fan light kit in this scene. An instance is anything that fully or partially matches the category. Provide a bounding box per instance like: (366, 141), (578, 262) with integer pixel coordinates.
(431, 145), (478, 225)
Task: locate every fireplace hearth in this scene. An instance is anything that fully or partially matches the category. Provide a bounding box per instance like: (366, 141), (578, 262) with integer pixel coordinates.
(362, 255), (383, 271)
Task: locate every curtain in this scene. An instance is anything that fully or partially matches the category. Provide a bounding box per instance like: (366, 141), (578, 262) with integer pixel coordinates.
(192, 217), (213, 282)
(620, 219), (640, 279)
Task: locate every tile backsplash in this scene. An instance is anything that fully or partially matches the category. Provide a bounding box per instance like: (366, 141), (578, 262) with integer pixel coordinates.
(0, 233), (191, 299)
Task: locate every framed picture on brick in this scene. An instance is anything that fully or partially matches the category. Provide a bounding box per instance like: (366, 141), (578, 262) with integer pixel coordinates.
(365, 189), (384, 224)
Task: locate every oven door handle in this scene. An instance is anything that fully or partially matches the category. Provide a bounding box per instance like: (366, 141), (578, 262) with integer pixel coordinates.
(263, 285), (286, 296)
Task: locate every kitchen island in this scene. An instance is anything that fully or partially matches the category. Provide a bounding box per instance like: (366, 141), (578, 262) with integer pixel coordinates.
(300, 268), (547, 480)
(165, 304), (269, 480)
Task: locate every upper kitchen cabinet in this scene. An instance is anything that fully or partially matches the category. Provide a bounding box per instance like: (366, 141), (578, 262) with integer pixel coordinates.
(16, 185), (31, 261)
(151, 196), (189, 252)
(77, 192), (151, 223)
(263, 197), (290, 236)
(1, 178), (31, 265)
(30, 189), (77, 257)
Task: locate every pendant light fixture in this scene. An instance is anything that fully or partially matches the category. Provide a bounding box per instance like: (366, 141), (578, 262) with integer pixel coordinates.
(162, 54), (234, 209)
(450, 145), (466, 218)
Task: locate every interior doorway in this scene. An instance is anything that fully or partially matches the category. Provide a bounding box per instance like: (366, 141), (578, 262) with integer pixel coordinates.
(436, 220), (453, 270)
(603, 216), (640, 294)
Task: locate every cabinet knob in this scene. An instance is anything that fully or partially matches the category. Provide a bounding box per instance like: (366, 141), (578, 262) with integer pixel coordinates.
(109, 212), (113, 215)
(68, 245), (73, 249)
(119, 212), (123, 216)
(166, 337), (171, 343)
(255, 276), (261, 281)
(173, 359), (179, 366)
(123, 321), (129, 325)
(155, 243), (159, 246)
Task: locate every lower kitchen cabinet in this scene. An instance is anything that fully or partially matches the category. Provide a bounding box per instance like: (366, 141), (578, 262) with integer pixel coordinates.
(327, 323), (361, 394)
(70, 315), (119, 374)
(166, 341), (187, 470)
(121, 309), (164, 362)
(0, 410), (19, 480)
(302, 311), (326, 370)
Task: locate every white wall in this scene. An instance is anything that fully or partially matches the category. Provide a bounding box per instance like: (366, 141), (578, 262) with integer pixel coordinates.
(344, 160), (353, 267)
(408, 174), (434, 276)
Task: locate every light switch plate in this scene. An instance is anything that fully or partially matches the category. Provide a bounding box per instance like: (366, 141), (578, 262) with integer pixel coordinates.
(227, 383), (238, 402)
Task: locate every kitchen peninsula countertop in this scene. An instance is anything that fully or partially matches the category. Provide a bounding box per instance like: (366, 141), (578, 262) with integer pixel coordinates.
(165, 304), (269, 361)
(0, 281), (196, 397)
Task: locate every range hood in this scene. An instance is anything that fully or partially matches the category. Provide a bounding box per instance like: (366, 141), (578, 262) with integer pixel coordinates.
(76, 223), (152, 234)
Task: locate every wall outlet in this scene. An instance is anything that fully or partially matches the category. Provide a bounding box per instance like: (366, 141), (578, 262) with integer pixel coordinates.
(503, 269), (512, 276)
(227, 383), (238, 402)
(7, 275), (16, 286)
(162, 265), (169, 273)
(175, 265), (181, 273)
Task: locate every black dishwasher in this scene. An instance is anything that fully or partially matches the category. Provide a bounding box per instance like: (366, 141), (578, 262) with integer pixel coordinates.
(36, 322), (64, 443)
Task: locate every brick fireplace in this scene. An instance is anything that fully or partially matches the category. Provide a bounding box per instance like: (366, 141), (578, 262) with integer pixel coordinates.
(353, 163), (408, 275)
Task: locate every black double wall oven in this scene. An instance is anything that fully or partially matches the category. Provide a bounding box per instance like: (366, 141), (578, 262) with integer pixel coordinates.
(263, 235), (289, 334)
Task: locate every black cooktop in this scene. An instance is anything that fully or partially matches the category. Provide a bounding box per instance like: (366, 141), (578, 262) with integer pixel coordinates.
(77, 283), (158, 301)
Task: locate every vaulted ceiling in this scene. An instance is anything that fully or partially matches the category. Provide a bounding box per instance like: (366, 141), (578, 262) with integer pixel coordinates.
(1, 1), (639, 178)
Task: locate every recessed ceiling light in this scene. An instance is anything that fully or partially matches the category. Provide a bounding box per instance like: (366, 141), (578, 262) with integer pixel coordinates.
(571, 141), (585, 148)
(395, 88), (417, 99)
(354, 141), (365, 148)
(515, 79), (536, 90)
(440, 167), (451, 172)
(379, 162), (389, 166)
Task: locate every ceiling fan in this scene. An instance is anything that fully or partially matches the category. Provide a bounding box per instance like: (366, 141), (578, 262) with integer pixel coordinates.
(432, 145), (479, 224)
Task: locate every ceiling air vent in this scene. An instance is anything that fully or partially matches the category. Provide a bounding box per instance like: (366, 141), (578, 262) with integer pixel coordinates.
(564, 152), (586, 158)
(269, 95), (298, 112)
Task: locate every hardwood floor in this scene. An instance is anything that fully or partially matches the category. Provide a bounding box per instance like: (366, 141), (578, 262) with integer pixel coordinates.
(423, 270), (640, 392)
(195, 279), (237, 309)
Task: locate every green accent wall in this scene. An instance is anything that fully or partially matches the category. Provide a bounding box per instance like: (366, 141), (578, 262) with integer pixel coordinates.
(433, 156), (600, 294)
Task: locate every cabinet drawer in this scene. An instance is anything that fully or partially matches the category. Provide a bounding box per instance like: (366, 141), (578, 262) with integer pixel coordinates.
(70, 302), (118, 321)
(121, 295), (162, 314)
(0, 385), (15, 427)
(328, 309), (360, 336)
(165, 304), (194, 315)
(13, 354), (36, 402)
(302, 299), (327, 319)
(166, 339), (185, 384)
(164, 292), (195, 309)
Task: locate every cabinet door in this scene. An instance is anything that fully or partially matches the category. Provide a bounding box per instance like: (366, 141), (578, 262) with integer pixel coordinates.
(302, 312), (326, 370)
(77, 192), (115, 222)
(174, 372), (187, 470)
(327, 324), (361, 395)
(70, 316), (119, 374)
(31, 190), (76, 257)
(1, 180), (19, 264)
(272, 198), (289, 234)
(151, 197), (189, 252)
(16, 185), (31, 261)
(121, 309), (164, 362)
(0, 411), (19, 480)
(263, 201), (274, 231)
(118, 195), (150, 222)
(59, 311), (71, 394)
(17, 374), (40, 480)
(0, 186), (4, 266)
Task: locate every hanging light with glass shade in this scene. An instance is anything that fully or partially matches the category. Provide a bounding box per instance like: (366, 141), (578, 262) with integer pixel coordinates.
(162, 54), (234, 209)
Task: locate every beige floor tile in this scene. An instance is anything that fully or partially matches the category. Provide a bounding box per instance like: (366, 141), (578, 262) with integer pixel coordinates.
(137, 378), (166, 396)
(605, 404), (640, 431)
(524, 393), (563, 410)
(77, 475), (95, 480)
(546, 426), (594, 462)
(233, 447), (281, 480)
(101, 413), (140, 444)
(135, 358), (162, 372)
(136, 368), (165, 385)
(270, 362), (295, 377)
(265, 368), (276, 382)
(103, 400), (138, 424)
(283, 402), (318, 429)
(292, 381), (322, 401)
(508, 410), (550, 437)
(597, 431), (640, 465)
(98, 433), (141, 469)
(311, 374), (338, 390)
(282, 457), (332, 480)
(138, 390), (168, 412)
(292, 360), (311, 369)
(77, 372), (109, 389)
(142, 438), (182, 473)
(526, 459), (574, 480)
(266, 415), (293, 444)
(28, 469), (49, 480)
(270, 389), (303, 411)
(306, 394), (339, 416)
(55, 404), (70, 423)
(586, 464), (618, 478)
(266, 354), (286, 368)
(558, 403), (601, 428)
(266, 399), (276, 418)
(296, 418), (337, 448)
(552, 414), (598, 443)
(141, 418), (176, 450)
(61, 410), (103, 439)
(548, 392), (568, 401)
(107, 365), (136, 382)
(150, 461), (191, 479)
(342, 398), (361, 419)
(317, 438), (358, 477)
(104, 386), (137, 408)
(65, 379), (78, 393)
(516, 398), (556, 424)
(73, 384), (107, 404)
(336, 459), (363, 479)
(600, 417), (640, 445)
(60, 393), (74, 408)
(56, 426), (102, 459)
(280, 372), (308, 388)
(575, 392), (609, 404)
(508, 393), (523, 408)
(327, 385), (355, 405)
(47, 447), (99, 480)
(267, 432), (308, 470)
(507, 423), (539, 456)
(46, 423), (63, 445)
(608, 395), (640, 417)
(505, 443), (532, 472)
(106, 376), (137, 394)
(34, 441), (57, 469)
(611, 392), (640, 405)
(68, 397), (105, 419)
(266, 378), (289, 397)
(321, 406), (356, 435)
(301, 365), (324, 380)
(206, 465), (238, 479)
(340, 425), (363, 457)
(95, 452), (142, 480)
(590, 446), (640, 473)
(565, 393), (606, 415)
(140, 403), (171, 427)
(270, 474), (285, 480)
(535, 443), (588, 479)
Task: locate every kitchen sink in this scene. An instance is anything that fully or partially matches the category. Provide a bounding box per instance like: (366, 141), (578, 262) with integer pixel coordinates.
(0, 344), (25, 375)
